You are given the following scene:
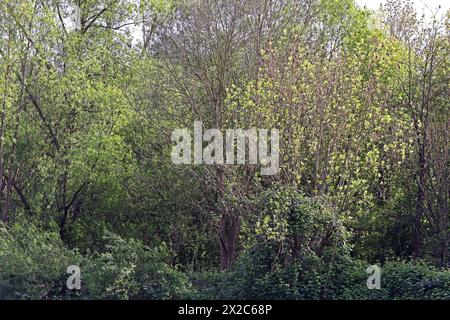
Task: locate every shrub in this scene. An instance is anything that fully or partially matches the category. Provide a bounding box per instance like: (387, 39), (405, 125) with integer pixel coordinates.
(0, 222), (81, 299)
(0, 223), (190, 300)
(341, 260), (450, 300)
(81, 230), (190, 299)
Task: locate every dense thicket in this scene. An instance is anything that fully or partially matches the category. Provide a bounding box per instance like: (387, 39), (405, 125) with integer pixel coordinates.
(0, 0), (448, 299)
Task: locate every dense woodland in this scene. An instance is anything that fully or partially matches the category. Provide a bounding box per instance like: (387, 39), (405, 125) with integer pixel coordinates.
(0, 0), (449, 299)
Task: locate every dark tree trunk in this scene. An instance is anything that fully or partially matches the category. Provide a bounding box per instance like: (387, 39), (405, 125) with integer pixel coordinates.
(413, 143), (426, 257)
(219, 212), (240, 270)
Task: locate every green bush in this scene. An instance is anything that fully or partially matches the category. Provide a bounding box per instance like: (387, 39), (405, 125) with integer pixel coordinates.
(0, 222), (81, 299)
(342, 260), (450, 300)
(187, 246), (450, 300)
(0, 223), (189, 300)
(184, 187), (450, 301)
(2, 221), (449, 300)
(81, 231), (190, 299)
(205, 243), (355, 299)
(206, 188), (355, 299)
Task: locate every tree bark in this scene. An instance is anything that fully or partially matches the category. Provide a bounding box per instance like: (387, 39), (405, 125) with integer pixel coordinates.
(219, 211), (240, 270)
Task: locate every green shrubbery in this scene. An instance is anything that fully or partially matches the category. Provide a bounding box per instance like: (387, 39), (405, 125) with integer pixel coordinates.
(0, 222), (80, 299)
(184, 188), (450, 300)
(80, 231), (190, 299)
(0, 223), (189, 300)
(1, 187), (448, 301)
(0, 0), (448, 301)
(1, 221), (449, 300)
(186, 248), (450, 300)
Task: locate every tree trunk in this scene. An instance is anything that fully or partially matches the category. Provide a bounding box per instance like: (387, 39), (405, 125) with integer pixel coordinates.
(413, 143), (426, 257)
(219, 211), (240, 270)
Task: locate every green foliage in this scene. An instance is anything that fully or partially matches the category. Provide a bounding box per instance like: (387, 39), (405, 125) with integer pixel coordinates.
(243, 187), (351, 257)
(81, 231), (190, 300)
(187, 254), (450, 300)
(341, 260), (450, 300)
(0, 223), (189, 300)
(0, 0), (448, 300)
(0, 222), (81, 299)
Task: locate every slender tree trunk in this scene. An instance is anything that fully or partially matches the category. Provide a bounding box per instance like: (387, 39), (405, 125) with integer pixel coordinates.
(413, 142), (426, 257)
(219, 211), (240, 270)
